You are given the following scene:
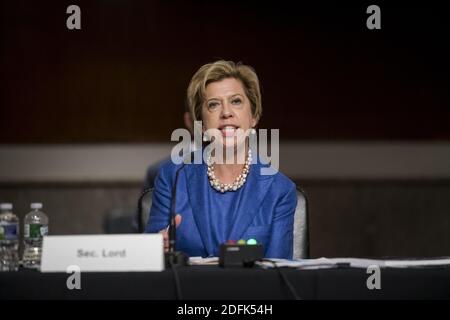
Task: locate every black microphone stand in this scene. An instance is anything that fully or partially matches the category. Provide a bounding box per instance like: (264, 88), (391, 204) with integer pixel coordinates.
(165, 163), (188, 268)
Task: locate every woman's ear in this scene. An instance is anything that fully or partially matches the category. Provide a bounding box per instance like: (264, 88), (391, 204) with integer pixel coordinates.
(251, 117), (258, 128)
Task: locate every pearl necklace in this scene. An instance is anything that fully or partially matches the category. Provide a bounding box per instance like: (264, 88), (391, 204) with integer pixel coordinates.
(207, 150), (252, 193)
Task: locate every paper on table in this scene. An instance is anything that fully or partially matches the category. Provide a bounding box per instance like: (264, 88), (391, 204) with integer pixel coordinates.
(189, 256), (219, 265)
(384, 257), (450, 268)
(188, 256), (450, 268)
(256, 258), (339, 269)
(256, 257), (450, 269)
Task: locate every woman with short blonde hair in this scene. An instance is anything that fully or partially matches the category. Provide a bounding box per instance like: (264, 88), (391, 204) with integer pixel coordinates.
(187, 60), (262, 125)
(146, 60), (297, 259)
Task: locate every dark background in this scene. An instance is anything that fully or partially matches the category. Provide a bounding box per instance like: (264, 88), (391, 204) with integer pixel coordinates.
(1, 1), (449, 259)
(1, 1), (449, 142)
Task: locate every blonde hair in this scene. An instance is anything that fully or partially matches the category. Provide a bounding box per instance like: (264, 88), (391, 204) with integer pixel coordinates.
(186, 60), (262, 125)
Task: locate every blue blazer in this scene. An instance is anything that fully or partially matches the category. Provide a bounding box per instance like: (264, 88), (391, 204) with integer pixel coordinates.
(145, 157), (297, 259)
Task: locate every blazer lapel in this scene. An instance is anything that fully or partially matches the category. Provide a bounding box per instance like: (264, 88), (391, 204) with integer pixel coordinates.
(185, 163), (215, 256)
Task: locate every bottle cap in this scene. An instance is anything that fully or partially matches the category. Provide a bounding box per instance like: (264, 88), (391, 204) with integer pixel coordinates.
(0, 203), (13, 210)
(246, 238), (258, 245)
(30, 203), (43, 210)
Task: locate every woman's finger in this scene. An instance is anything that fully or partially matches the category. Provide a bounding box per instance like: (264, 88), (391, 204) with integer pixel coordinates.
(175, 214), (182, 228)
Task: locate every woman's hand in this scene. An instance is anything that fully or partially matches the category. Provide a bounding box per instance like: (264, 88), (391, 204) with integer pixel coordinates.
(159, 214), (182, 252)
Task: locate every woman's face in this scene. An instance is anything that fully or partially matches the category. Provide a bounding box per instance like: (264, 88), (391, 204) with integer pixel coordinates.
(202, 77), (257, 150)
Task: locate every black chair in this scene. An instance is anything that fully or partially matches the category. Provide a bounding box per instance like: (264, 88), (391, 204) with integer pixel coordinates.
(137, 187), (154, 233)
(137, 186), (310, 259)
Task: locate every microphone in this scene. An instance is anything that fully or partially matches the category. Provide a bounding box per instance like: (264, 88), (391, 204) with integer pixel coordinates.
(166, 162), (188, 267)
(169, 162), (186, 252)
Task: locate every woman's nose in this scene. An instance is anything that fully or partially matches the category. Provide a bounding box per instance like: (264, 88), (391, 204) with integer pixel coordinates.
(221, 102), (233, 118)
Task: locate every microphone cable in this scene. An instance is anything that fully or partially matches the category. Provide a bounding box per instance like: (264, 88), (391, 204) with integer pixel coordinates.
(260, 258), (302, 300)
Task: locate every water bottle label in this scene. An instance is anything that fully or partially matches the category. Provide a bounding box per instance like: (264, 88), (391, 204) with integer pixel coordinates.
(0, 222), (19, 240)
(40, 225), (49, 236)
(25, 223), (48, 239)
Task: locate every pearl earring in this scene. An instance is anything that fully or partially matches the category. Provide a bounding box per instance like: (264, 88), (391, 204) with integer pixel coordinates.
(250, 128), (256, 135)
(203, 133), (209, 142)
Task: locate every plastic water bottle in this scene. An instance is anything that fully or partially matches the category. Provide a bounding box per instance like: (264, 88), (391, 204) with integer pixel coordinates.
(0, 203), (20, 271)
(23, 203), (48, 269)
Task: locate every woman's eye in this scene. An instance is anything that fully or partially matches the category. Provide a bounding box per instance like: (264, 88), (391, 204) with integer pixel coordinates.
(231, 98), (242, 105)
(208, 102), (219, 109)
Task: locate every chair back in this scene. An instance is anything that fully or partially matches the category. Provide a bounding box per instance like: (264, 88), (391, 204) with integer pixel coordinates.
(138, 187), (153, 233)
(293, 187), (310, 259)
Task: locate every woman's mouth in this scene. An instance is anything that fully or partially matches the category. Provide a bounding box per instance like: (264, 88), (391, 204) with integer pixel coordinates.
(220, 125), (239, 137)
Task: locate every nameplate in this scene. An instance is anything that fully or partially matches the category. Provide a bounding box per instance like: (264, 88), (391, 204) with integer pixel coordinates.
(41, 234), (164, 272)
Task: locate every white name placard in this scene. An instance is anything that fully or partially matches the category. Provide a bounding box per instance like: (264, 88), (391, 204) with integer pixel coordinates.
(41, 234), (164, 272)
